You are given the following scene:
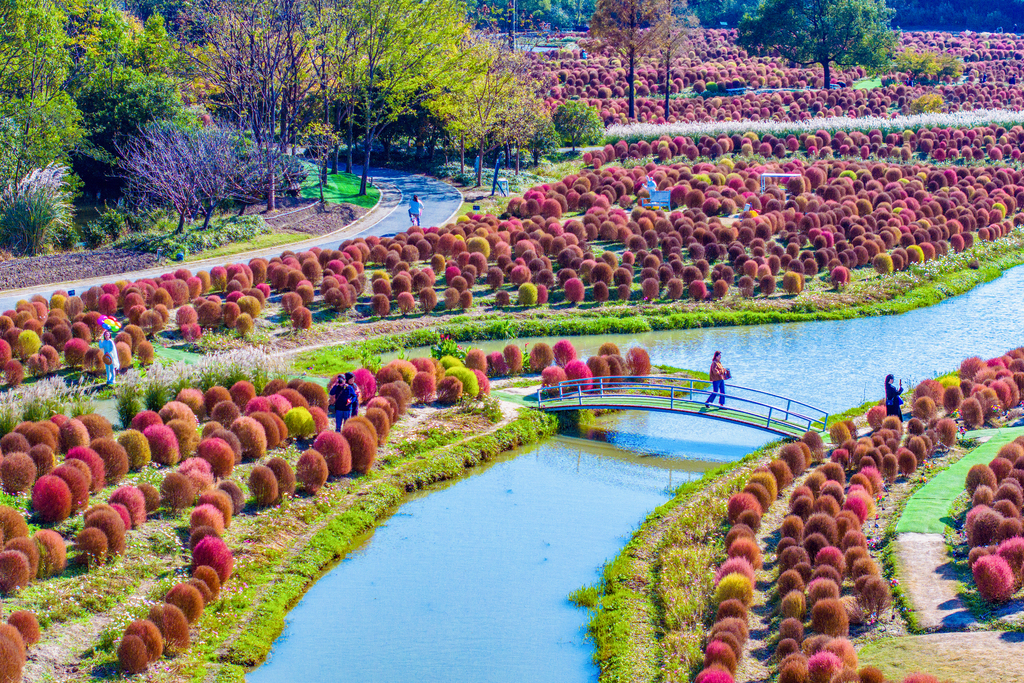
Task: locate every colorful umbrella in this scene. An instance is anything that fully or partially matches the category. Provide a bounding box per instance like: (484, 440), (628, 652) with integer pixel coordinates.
(98, 315), (121, 333)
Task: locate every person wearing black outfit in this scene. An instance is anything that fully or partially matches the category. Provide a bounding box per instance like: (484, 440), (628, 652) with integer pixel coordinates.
(884, 374), (905, 421)
(329, 374), (348, 431)
(344, 373), (360, 419)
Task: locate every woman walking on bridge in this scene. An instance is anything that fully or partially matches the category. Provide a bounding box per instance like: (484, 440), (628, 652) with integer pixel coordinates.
(705, 351), (727, 407)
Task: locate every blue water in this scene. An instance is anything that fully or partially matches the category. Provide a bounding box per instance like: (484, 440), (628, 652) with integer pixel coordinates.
(247, 439), (673, 683)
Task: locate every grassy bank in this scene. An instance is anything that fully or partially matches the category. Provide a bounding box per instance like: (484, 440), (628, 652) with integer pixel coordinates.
(301, 170), (381, 209)
(292, 233), (1024, 376)
(573, 440), (782, 683)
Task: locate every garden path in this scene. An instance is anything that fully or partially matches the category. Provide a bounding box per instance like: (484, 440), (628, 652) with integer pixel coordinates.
(0, 167), (463, 310)
(893, 426), (1024, 630)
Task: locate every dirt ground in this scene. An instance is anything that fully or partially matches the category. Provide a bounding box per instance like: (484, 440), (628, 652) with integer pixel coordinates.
(858, 632), (1024, 683)
(895, 533), (976, 630)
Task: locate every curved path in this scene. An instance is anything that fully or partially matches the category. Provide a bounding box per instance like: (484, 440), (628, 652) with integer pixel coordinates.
(0, 167), (463, 311)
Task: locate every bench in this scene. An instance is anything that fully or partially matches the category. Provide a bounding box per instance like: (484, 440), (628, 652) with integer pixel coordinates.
(640, 190), (671, 209)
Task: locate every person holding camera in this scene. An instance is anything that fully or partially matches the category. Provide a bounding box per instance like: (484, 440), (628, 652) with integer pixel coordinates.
(885, 374), (905, 421)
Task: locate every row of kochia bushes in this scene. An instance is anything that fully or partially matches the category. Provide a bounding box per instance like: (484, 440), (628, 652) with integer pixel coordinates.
(955, 349), (1024, 604)
(699, 394), (956, 683)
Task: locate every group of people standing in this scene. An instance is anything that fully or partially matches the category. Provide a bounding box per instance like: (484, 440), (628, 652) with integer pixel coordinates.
(329, 373), (361, 431)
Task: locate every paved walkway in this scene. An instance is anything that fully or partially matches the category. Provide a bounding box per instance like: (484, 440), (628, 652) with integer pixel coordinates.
(893, 426), (1024, 631)
(0, 167), (463, 310)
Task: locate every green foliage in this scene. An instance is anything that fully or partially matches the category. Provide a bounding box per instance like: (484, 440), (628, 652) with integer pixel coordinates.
(0, 164), (75, 255)
(909, 93), (944, 114)
(116, 214), (269, 256)
(552, 101), (604, 151)
(431, 337), (466, 361)
(283, 407), (316, 439)
(738, 0), (897, 87)
(893, 48), (963, 82)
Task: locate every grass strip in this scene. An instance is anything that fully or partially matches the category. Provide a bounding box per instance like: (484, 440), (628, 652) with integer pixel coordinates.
(220, 408), (557, 675)
(896, 426), (1024, 534)
(301, 170), (381, 209)
(577, 439), (782, 683)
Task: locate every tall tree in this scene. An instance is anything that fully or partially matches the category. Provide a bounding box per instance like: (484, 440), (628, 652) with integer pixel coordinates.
(589, 0), (667, 120)
(349, 0), (467, 195)
(190, 0), (314, 209)
(430, 40), (532, 187)
(658, 1), (696, 122)
(738, 0), (896, 89)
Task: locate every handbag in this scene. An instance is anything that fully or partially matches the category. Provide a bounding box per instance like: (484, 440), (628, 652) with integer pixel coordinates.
(723, 368), (732, 380)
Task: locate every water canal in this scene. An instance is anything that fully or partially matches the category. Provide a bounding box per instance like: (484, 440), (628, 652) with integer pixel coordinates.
(250, 265), (1024, 682)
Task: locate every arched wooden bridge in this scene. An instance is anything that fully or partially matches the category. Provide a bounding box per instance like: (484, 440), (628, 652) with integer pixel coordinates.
(535, 376), (828, 438)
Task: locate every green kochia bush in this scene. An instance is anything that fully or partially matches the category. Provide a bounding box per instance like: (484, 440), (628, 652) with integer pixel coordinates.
(445, 367), (479, 398)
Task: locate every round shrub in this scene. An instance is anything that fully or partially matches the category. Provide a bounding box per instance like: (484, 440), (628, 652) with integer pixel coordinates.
(436, 376), (463, 405)
(249, 465), (279, 507)
(211, 400), (240, 427)
(108, 486), (146, 528)
(119, 634), (149, 674)
(8, 610), (39, 645)
(125, 618), (163, 662)
(714, 573), (753, 606)
(297, 449), (329, 494)
(192, 535), (233, 582)
(0, 453), (34, 495)
(144, 424), (180, 466)
(967, 464), (997, 496)
(810, 597), (849, 636)
(51, 464), (89, 512)
(231, 416), (267, 461)
(217, 480), (244, 515)
(283, 407), (316, 439)
(165, 582), (204, 623)
(313, 431), (352, 477)
(343, 421), (377, 474)
(118, 429), (151, 470)
(192, 564), (222, 600)
(58, 418), (90, 454)
(727, 492), (761, 524)
(74, 527), (107, 568)
(84, 507), (126, 556)
(160, 472), (195, 512)
(66, 446), (105, 492)
(780, 590), (805, 619)
(148, 603), (189, 653)
(807, 651), (842, 683)
(266, 457), (296, 498)
(973, 553), (1015, 602)
(34, 529), (66, 578)
(92, 438), (129, 484)
(197, 437), (235, 478)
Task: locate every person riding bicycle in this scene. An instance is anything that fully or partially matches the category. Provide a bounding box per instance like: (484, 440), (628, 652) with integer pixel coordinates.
(408, 194), (424, 227)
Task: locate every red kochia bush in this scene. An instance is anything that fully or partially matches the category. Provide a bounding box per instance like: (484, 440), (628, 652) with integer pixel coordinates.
(32, 474), (72, 523)
(811, 597), (849, 636)
(144, 424), (180, 466)
(313, 431), (352, 477)
(727, 492), (761, 524)
(973, 554), (1015, 602)
(197, 437), (235, 478)
(343, 421), (377, 474)
(192, 535), (234, 583)
(552, 339), (577, 367)
(108, 486), (146, 528)
(118, 634), (149, 674)
(0, 549), (31, 593)
(66, 446), (105, 492)
(296, 449), (329, 494)
(165, 583), (204, 623)
(8, 610), (39, 645)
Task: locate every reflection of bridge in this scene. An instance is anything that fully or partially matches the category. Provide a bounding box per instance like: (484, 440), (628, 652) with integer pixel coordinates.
(535, 376), (828, 438)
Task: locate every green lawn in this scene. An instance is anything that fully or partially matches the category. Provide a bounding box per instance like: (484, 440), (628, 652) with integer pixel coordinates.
(302, 169), (381, 209)
(896, 426), (1024, 534)
(185, 232), (305, 262)
(853, 76), (882, 90)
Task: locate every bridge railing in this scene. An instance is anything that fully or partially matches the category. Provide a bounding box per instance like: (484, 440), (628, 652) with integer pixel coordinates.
(536, 376), (828, 434)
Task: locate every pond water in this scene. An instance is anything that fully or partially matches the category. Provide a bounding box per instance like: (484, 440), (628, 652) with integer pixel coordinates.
(250, 265), (1024, 682)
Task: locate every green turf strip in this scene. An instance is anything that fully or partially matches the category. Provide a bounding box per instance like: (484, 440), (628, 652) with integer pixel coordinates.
(896, 425), (1024, 534)
(300, 168), (381, 209)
